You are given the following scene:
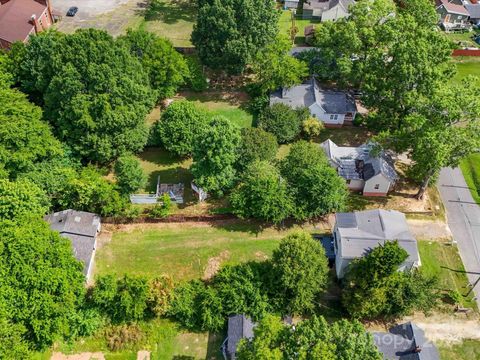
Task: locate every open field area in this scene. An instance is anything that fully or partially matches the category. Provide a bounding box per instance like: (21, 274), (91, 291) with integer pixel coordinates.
(95, 221), (315, 281)
(444, 29), (480, 49)
(419, 240), (477, 310)
(438, 339), (480, 360)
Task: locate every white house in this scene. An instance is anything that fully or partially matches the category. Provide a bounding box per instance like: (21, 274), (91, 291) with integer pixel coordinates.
(269, 78), (357, 126)
(302, 0), (355, 21)
(321, 139), (397, 196)
(333, 210), (420, 279)
(44, 209), (101, 283)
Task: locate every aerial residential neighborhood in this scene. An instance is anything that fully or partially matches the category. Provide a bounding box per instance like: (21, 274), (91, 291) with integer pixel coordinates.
(1, 0), (480, 359)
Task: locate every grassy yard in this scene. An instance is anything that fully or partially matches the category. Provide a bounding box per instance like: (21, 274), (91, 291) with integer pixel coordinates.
(438, 340), (480, 360)
(36, 319), (223, 360)
(278, 10), (320, 45)
(418, 240), (477, 310)
(444, 29), (480, 49)
(460, 153), (480, 204)
(452, 57), (480, 85)
(95, 222), (309, 281)
(141, 0), (196, 47)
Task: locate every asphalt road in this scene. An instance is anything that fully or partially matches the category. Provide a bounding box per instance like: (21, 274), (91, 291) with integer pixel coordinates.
(438, 167), (480, 308)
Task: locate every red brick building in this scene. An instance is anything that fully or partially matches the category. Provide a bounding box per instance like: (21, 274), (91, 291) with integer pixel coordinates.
(0, 0), (53, 49)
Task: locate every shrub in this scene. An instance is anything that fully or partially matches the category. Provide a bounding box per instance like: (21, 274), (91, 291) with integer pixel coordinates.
(147, 276), (175, 317)
(186, 56), (208, 92)
(149, 193), (172, 218)
(105, 324), (144, 351)
(258, 104), (308, 143)
(302, 117), (324, 139)
(237, 128), (278, 171)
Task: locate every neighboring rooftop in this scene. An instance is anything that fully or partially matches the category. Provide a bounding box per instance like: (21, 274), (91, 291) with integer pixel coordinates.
(438, 0), (469, 15)
(227, 314), (255, 359)
(335, 209), (419, 262)
(0, 0), (47, 43)
(321, 139), (397, 182)
(270, 78), (356, 114)
(374, 322), (440, 360)
(465, 3), (480, 17)
(44, 209), (101, 276)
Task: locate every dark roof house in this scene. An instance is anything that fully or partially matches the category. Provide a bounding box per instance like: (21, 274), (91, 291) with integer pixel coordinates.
(374, 322), (440, 360)
(224, 315), (255, 360)
(44, 209), (101, 282)
(465, 3), (480, 23)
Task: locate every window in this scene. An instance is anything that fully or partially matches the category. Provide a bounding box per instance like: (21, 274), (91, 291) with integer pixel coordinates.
(329, 114), (339, 121)
(330, 114), (335, 120)
(374, 184), (380, 190)
(346, 179), (351, 185)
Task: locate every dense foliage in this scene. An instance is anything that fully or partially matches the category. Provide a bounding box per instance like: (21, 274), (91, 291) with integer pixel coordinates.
(0, 178), (49, 221)
(237, 128), (278, 171)
(237, 315), (382, 359)
(280, 141), (347, 220)
(153, 101), (208, 157)
(271, 232), (329, 314)
(230, 161), (293, 223)
(15, 29), (156, 163)
(0, 219), (86, 350)
(114, 154), (146, 195)
(342, 241), (438, 319)
(191, 117), (240, 195)
(192, 0), (279, 74)
(120, 29), (189, 99)
(258, 104), (308, 143)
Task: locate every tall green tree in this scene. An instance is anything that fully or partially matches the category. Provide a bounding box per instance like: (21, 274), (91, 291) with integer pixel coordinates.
(191, 117), (240, 195)
(114, 154), (146, 195)
(0, 86), (63, 178)
(0, 219), (85, 349)
(251, 35), (308, 94)
(237, 128), (278, 171)
(230, 161), (293, 223)
(15, 29), (156, 163)
(271, 232), (329, 314)
(0, 178), (49, 221)
(120, 29), (189, 99)
(192, 0), (279, 74)
(280, 141), (347, 220)
(258, 104), (307, 144)
(153, 100), (209, 157)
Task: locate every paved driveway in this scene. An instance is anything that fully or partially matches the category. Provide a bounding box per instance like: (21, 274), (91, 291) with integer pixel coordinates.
(438, 167), (480, 308)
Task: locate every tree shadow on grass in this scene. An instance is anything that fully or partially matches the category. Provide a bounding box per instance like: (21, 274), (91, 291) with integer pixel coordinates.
(206, 332), (224, 360)
(146, 167), (193, 192)
(141, 0), (197, 23)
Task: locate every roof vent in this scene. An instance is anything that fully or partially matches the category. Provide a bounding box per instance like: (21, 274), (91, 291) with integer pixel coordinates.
(74, 216), (81, 223)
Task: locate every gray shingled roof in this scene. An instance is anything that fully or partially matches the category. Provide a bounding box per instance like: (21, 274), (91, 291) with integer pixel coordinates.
(374, 322), (440, 360)
(465, 4), (480, 18)
(270, 78), (357, 114)
(321, 139), (397, 182)
(335, 209), (419, 262)
(44, 209), (100, 276)
(227, 315), (255, 359)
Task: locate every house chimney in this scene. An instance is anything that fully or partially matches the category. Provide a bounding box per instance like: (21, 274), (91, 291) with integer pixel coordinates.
(413, 346), (422, 353)
(30, 14), (41, 34)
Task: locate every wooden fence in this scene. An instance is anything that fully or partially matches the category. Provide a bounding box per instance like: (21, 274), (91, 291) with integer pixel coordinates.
(452, 49), (480, 57)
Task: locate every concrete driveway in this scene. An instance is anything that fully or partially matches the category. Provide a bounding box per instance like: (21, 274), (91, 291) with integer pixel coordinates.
(438, 167), (480, 308)
(50, 0), (145, 35)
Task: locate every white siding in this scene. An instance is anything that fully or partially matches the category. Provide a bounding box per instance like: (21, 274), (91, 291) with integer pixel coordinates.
(346, 179), (364, 191)
(363, 174), (391, 195)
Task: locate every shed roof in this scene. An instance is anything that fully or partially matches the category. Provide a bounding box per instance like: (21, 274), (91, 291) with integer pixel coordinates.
(0, 0), (47, 44)
(374, 322), (439, 360)
(335, 209), (419, 262)
(227, 314), (255, 359)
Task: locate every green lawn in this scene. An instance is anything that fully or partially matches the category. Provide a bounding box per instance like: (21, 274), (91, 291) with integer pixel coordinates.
(278, 10), (320, 45)
(95, 222), (303, 281)
(452, 57), (480, 85)
(141, 0), (196, 47)
(418, 241), (477, 310)
(444, 29), (480, 49)
(460, 153), (480, 204)
(438, 340), (480, 360)
(36, 319), (223, 360)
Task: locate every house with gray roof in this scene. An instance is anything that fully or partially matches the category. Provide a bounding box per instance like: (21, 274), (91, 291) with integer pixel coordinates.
(373, 322), (439, 360)
(302, 0), (355, 21)
(465, 3), (480, 25)
(321, 139), (397, 196)
(223, 314), (255, 360)
(333, 209), (420, 278)
(44, 209), (101, 282)
(436, 0), (471, 31)
(270, 78), (357, 126)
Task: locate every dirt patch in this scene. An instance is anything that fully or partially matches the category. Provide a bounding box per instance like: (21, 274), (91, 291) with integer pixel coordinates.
(203, 250), (230, 280)
(255, 251), (269, 260)
(137, 350), (150, 360)
(407, 219), (452, 240)
(51, 352), (105, 360)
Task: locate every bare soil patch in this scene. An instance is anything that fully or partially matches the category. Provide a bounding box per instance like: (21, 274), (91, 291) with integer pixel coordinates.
(203, 250), (231, 280)
(407, 219), (452, 240)
(51, 352), (105, 360)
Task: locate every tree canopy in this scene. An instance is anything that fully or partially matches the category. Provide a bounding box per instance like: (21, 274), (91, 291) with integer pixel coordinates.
(191, 117), (240, 195)
(15, 29), (156, 163)
(0, 178), (49, 221)
(153, 100), (209, 157)
(114, 154), (147, 195)
(192, 0), (279, 74)
(258, 104), (308, 144)
(237, 128), (278, 171)
(230, 161), (293, 224)
(119, 29), (189, 99)
(280, 141), (347, 220)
